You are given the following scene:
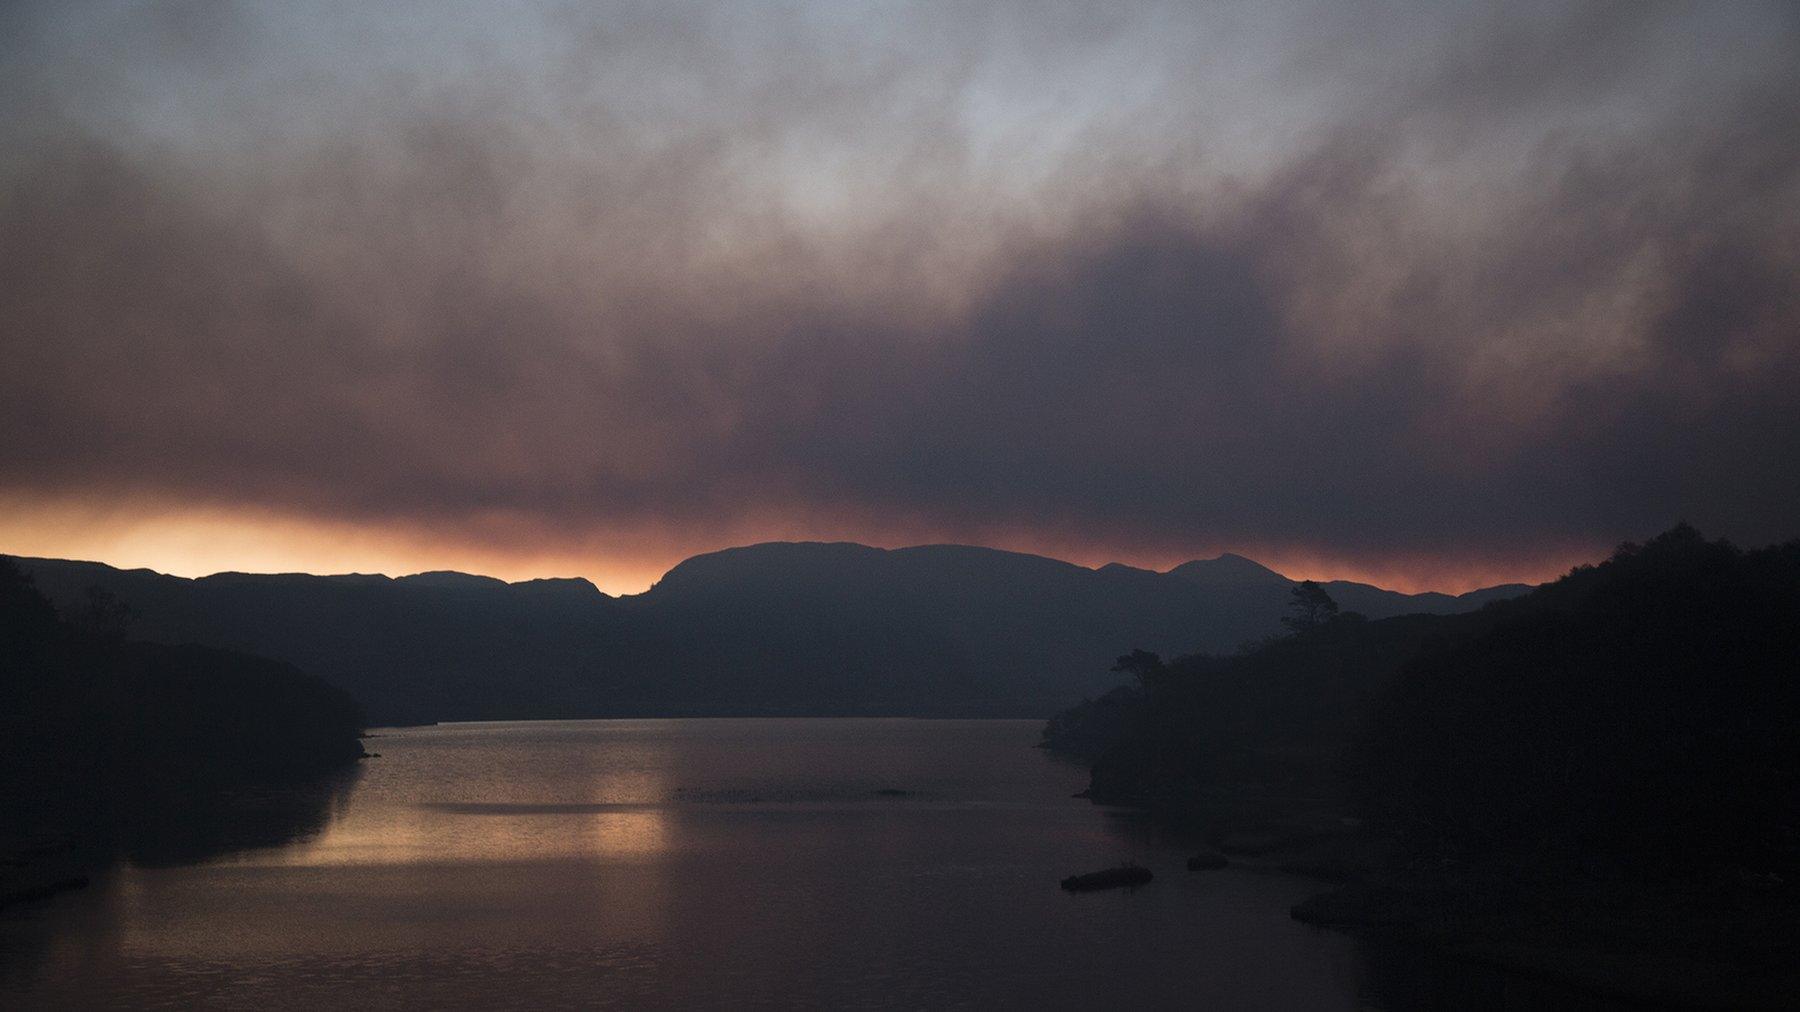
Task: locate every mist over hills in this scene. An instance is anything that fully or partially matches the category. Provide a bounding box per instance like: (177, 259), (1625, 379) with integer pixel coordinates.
(12, 542), (1527, 725)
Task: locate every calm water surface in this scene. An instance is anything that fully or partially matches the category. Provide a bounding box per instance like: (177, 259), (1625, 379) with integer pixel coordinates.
(3, 719), (1380, 1008)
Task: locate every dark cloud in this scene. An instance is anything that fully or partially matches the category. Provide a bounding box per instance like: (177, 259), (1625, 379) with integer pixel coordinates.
(1, 1), (1796, 583)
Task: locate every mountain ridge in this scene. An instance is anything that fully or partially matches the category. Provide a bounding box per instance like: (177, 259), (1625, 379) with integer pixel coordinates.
(8, 541), (1532, 724)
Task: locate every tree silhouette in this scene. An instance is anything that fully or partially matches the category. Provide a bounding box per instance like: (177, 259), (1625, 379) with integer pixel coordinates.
(1281, 580), (1338, 634)
(1111, 648), (1165, 690)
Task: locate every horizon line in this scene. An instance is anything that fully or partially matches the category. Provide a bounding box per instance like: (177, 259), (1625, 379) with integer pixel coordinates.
(6, 538), (1547, 600)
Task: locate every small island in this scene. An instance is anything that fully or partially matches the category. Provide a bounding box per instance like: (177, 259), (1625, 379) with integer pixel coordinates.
(1060, 864), (1154, 892)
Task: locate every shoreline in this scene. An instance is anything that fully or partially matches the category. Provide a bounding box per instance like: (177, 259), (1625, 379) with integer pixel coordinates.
(0, 832), (102, 914)
(1293, 874), (1800, 1009)
(1063, 770), (1800, 1010)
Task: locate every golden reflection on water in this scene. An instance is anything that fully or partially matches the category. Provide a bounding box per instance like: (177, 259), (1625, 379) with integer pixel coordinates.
(243, 761), (677, 867)
(590, 810), (669, 858)
(0, 722), (1391, 1009)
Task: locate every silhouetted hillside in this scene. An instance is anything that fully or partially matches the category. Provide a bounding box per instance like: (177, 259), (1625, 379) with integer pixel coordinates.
(1049, 527), (1799, 838)
(1, 558), (365, 789)
(12, 559), (626, 725)
(10, 542), (1526, 724)
(1046, 608), (1478, 803)
(1, 557), (367, 906)
(1361, 526), (1800, 874)
(1043, 526), (1800, 1001)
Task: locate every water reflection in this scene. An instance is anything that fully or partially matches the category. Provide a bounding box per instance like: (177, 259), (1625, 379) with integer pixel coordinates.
(114, 768), (362, 868)
(0, 720), (1630, 1009)
(0, 766), (360, 999)
(5, 721), (1361, 1008)
(396, 803), (673, 860)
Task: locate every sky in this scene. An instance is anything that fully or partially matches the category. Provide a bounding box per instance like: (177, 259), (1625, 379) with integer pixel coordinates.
(1, 1), (1796, 595)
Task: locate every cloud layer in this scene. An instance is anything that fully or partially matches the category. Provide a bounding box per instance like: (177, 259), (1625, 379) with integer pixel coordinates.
(2, 1), (1797, 590)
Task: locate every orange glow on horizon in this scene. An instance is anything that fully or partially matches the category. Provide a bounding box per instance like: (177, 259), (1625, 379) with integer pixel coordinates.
(0, 495), (1589, 598)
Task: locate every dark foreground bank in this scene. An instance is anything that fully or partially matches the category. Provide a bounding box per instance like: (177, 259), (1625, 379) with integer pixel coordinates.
(1046, 526), (1800, 1007)
(0, 558), (366, 910)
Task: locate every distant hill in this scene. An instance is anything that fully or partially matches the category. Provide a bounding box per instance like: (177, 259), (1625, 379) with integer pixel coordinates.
(1164, 552), (1290, 586)
(1, 558), (365, 908)
(0, 557), (364, 799)
(9, 542), (1527, 724)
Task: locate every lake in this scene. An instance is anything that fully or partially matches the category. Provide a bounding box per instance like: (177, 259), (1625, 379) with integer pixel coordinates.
(0, 718), (1555, 1009)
